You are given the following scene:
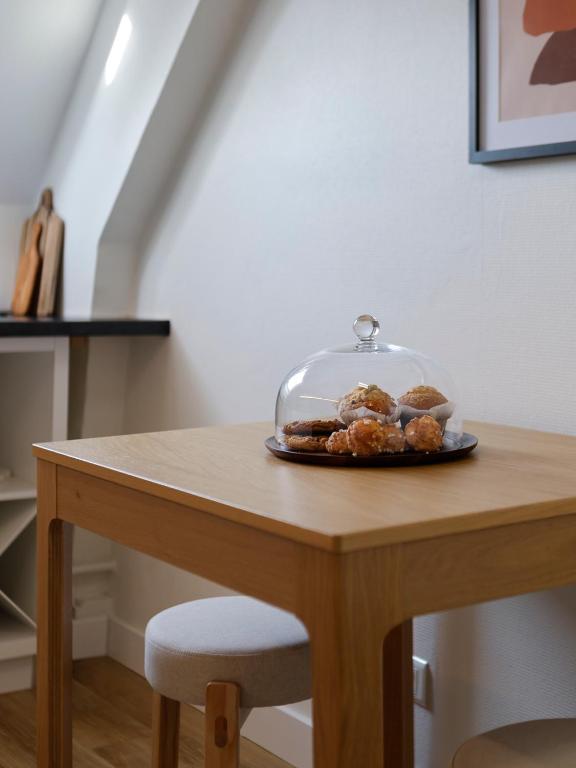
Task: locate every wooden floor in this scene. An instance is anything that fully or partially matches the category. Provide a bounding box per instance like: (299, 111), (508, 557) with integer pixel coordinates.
(0, 657), (293, 768)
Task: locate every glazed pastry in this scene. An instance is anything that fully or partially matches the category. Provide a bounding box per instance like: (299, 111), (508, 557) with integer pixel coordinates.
(399, 386), (453, 432)
(283, 418), (345, 436)
(284, 435), (329, 452)
(379, 424), (407, 454)
(338, 384), (398, 425)
(326, 429), (352, 455)
(405, 415), (443, 453)
(348, 418), (391, 457)
(399, 385), (448, 410)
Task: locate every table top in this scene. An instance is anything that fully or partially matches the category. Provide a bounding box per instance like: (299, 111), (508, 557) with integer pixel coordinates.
(34, 421), (576, 552)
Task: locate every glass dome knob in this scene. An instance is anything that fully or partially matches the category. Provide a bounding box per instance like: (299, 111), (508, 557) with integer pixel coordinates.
(353, 314), (380, 342)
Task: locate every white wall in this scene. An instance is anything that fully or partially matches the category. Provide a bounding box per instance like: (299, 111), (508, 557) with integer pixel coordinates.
(93, 0), (259, 317)
(0, 0), (102, 204)
(105, 1), (576, 766)
(42, 0), (202, 316)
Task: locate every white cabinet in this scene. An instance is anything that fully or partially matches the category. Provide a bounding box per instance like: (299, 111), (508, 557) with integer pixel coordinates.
(0, 317), (169, 691)
(0, 336), (68, 691)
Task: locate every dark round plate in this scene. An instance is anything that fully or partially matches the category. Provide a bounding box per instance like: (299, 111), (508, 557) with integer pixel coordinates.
(265, 431), (478, 467)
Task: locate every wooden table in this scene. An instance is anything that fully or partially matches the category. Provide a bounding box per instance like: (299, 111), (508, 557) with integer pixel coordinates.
(35, 421), (576, 768)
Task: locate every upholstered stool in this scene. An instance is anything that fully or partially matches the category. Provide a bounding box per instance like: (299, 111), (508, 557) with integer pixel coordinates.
(452, 719), (576, 767)
(144, 596), (310, 767)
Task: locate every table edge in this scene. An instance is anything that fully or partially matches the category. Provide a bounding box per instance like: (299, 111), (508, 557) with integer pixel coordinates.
(34, 443), (576, 554)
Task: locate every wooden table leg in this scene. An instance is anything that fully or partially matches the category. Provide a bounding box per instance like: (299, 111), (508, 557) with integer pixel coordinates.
(36, 461), (73, 768)
(383, 620), (414, 768)
(302, 549), (412, 768)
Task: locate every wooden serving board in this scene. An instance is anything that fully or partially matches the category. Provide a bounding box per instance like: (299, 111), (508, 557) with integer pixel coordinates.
(265, 432), (478, 467)
(11, 188), (64, 317)
(12, 218), (32, 309)
(11, 222), (42, 316)
(37, 213), (64, 317)
(22, 188), (52, 256)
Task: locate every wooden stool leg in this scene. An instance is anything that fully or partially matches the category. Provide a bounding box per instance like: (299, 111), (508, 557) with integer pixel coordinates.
(152, 692), (180, 768)
(205, 682), (240, 768)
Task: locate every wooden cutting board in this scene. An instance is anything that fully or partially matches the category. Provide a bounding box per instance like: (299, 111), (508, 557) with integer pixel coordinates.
(35, 188), (52, 256)
(12, 189), (53, 303)
(23, 188), (52, 255)
(11, 188), (65, 317)
(12, 218), (32, 307)
(11, 222), (42, 316)
(37, 213), (64, 317)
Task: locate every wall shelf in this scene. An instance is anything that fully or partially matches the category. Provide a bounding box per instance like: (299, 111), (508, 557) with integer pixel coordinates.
(0, 314), (170, 337)
(0, 478), (36, 502)
(0, 519), (36, 625)
(0, 614), (36, 662)
(0, 501), (36, 556)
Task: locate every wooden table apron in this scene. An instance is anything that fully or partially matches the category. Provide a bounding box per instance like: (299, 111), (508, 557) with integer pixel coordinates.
(36, 459), (576, 768)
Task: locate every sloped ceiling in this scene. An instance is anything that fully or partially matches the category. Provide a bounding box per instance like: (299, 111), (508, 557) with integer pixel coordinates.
(0, 0), (103, 205)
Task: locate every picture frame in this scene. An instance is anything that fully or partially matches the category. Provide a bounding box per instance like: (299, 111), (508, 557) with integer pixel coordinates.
(470, 0), (576, 164)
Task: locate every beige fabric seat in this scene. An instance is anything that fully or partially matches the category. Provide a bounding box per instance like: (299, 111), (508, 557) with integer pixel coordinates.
(453, 719), (576, 767)
(145, 596), (310, 708)
(144, 596), (311, 767)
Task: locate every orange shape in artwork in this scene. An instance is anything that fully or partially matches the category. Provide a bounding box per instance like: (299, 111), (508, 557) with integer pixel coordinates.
(524, 0), (576, 36)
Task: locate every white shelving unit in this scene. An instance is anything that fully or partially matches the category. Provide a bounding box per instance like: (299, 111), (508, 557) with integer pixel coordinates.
(0, 335), (68, 692)
(0, 316), (168, 692)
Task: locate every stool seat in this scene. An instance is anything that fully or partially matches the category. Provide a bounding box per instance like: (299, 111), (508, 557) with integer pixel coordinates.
(144, 596), (310, 709)
(453, 719), (576, 767)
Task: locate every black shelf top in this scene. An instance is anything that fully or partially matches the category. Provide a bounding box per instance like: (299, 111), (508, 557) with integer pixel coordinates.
(0, 314), (170, 338)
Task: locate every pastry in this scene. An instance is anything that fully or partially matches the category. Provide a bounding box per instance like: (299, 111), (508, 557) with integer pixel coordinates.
(348, 418), (393, 457)
(282, 418), (345, 436)
(338, 384), (398, 425)
(398, 385), (453, 432)
(340, 384), (397, 415)
(326, 429), (352, 455)
(327, 423), (405, 456)
(405, 415), (443, 453)
(283, 435), (329, 452)
(378, 424), (407, 454)
(398, 386), (448, 410)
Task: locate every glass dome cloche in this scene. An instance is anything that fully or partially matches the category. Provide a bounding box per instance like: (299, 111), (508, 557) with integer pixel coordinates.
(269, 315), (476, 466)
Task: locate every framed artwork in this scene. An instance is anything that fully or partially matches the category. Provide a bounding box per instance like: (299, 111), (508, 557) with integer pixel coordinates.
(471, 0), (576, 163)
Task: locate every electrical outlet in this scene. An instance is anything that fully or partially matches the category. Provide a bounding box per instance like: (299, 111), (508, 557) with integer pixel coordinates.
(413, 656), (430, 708)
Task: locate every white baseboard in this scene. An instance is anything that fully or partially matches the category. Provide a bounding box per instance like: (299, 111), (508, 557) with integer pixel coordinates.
(107, 615), (313, 767)
(108, 614), (146, 671)
(242, 701), (312, 768)
(73, 615), (109, 660)
(0, 656), (34, 694)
